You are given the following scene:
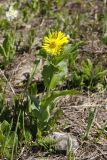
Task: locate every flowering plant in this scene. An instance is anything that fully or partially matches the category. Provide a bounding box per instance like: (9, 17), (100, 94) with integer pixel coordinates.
(42, 31), (69, 55)
(26, 31), (82, 137)
(6, 6), (18, 21)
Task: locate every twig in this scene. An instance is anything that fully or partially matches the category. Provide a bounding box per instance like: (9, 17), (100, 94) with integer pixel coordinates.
(0, 69), (15, 95)
(17, 147), (25, 160)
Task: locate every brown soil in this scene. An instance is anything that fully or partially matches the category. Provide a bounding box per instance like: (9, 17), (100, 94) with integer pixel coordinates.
(1, 0), (107, 160)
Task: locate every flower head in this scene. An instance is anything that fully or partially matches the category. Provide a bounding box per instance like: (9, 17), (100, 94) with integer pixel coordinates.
(6, 6), (18, 21)
(42, 31), (69, 56)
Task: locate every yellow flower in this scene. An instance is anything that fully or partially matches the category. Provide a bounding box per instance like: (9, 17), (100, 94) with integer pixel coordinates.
(42, 31), (69, 56)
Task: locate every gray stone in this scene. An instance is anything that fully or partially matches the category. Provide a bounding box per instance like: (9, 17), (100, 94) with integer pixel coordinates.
(49, 132), (79, 152)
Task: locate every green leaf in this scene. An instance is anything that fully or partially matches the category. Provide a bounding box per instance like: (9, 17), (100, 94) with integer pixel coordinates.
(102, 34), (107, 45)
(42, 89), (79, 107)
(48, 60), (68, 90)
(3, 32), (14, 54)
(0, 32), (15, 65)
(42, 64), (59, 89)
(0, 19), (10, 29)
(81, 59), (92, 80)
(0, 44), (6, 58)
(97, 70), (107, 79)
(37, 89), (79, 133)
(84, 108), (97, 139)
(54, 41), (83, 65)
(1, 120), (10, 135)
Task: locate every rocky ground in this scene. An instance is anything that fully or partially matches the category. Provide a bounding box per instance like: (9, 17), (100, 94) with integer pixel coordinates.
(1, 0), (107, 160)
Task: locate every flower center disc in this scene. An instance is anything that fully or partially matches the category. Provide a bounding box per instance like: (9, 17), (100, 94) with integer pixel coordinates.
(49, 41), (56, 48)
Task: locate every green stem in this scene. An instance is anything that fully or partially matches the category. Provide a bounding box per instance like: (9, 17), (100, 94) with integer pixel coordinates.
(11, 110), (21, 160)
(2, 119), (13, 158)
